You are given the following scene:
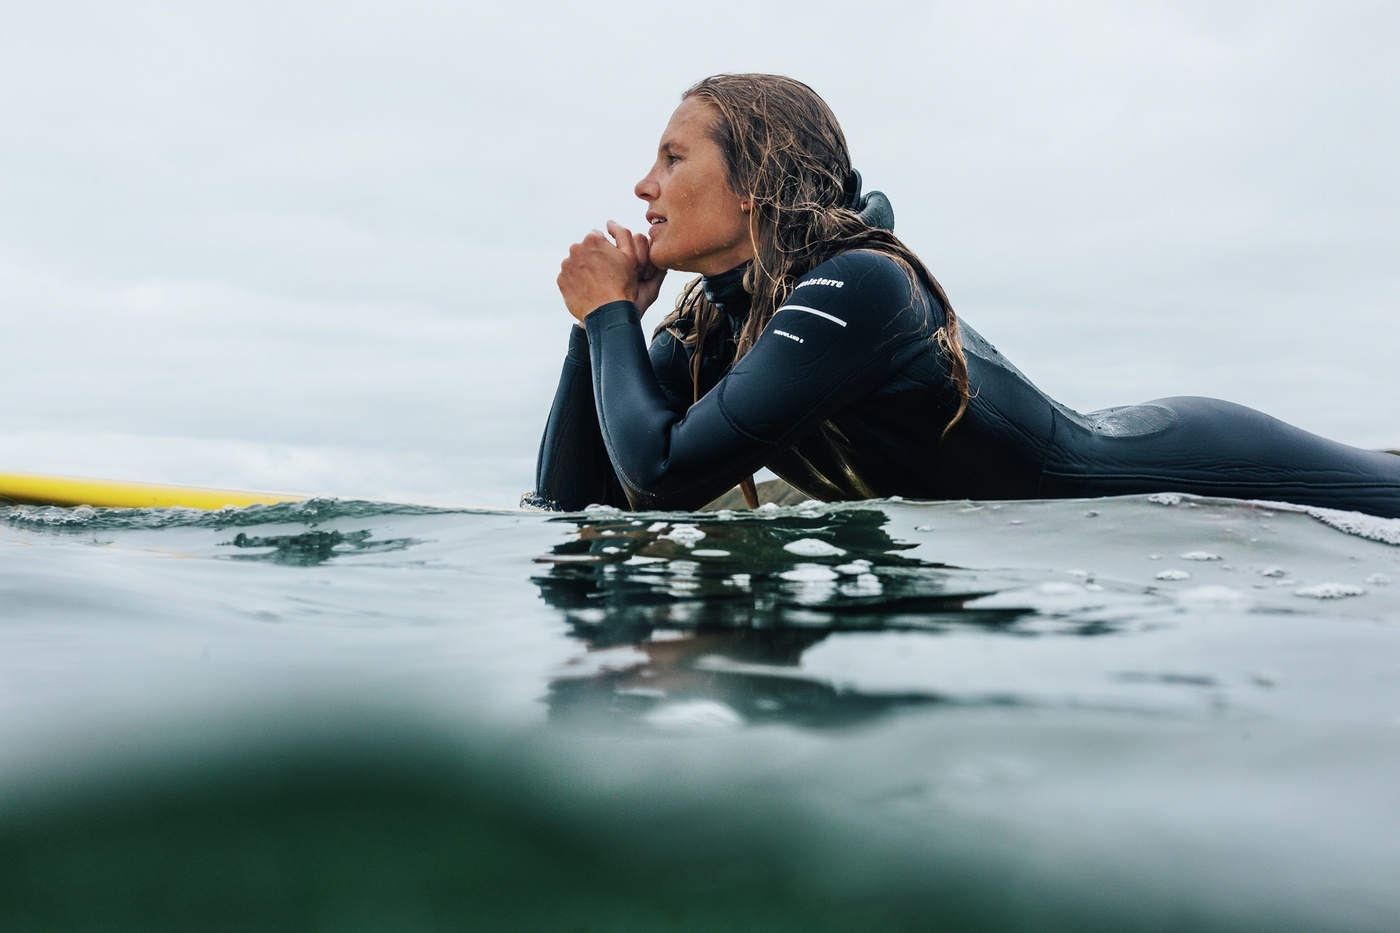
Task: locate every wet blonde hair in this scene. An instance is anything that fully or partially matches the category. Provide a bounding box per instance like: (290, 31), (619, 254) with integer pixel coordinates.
(655, 73), (970, 431)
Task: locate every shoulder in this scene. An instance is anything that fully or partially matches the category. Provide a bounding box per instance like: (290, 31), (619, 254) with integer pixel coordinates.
(782, 250), (932, 326)
(788, 250), (924, 312)
(800, 249), (907, 281)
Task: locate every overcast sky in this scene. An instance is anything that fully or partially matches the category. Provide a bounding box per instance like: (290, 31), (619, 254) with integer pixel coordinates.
(2, 1), (1397, 502)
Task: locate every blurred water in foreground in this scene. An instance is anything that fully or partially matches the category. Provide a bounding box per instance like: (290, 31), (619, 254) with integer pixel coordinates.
(3, 493), (1399, 930)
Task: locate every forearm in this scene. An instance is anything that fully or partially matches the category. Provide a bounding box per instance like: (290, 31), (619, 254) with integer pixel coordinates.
(527, 326), (629, 511)
(585, 302), (776, 510)
(580, 253), (931, 511)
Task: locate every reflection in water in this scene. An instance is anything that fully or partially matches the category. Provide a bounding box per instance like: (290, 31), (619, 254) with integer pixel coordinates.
(224, 528), (419, 565)
(533, 507), (1027, 729)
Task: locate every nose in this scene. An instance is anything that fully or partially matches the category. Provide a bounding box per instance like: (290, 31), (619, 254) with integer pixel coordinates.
(635, 166), (659, 202)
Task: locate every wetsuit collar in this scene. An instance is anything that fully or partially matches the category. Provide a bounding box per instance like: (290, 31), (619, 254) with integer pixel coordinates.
(700, 263), (752, 319)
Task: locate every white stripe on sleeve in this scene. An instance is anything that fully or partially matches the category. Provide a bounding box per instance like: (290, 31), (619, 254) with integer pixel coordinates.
(775, 304), (848, 327)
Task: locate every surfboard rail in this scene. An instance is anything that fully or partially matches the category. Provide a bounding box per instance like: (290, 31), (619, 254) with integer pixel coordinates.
(0, 471), (306, 511)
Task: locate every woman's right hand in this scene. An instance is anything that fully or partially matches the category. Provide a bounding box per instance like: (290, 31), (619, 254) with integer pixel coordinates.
(558, 220), (667, 325)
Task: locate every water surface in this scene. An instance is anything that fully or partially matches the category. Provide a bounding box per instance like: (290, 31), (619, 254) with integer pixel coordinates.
(3, 493), (1398, 930)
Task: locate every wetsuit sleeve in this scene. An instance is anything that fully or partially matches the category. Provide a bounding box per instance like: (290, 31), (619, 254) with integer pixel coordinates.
(528, 326), (627, 510)
(529, 322), (696, 511)
(584, 252), (934, 510)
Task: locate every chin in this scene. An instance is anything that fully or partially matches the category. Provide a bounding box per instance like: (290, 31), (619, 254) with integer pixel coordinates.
(648, 250), (689, 274)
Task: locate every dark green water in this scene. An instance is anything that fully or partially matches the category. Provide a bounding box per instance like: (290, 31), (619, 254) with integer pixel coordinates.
(3, 495), (1399, 930)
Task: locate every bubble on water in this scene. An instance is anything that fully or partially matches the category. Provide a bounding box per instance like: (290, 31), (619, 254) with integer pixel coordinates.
(914, 524), (935, 532)
(690, 549), (731, 558)
(835, 559), (873, 575)
(724, 573), (751, 587)
(1260, 566), (1287, 578)
(1148, 493), (1182, 506)
(1181, 551), (1223, 562)
(1155, 570), (1191, 581)
(1364, 573), (1392, 586)
(661, 524), (705, 546)
(783, 538), (846, 557)
(779, 563), (839, 605)
(1294, 583), (1367, 599)
(755, 502), (781, 514)
(780, 564), (840, 583)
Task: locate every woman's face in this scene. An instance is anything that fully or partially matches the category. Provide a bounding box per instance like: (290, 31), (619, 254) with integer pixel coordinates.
(635, 98), (754, 277)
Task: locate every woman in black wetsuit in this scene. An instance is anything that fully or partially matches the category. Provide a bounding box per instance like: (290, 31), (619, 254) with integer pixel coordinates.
(528, 73), (1400, 519)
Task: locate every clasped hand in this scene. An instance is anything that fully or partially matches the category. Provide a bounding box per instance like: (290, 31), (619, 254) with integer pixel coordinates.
(557, 220), (666, 324)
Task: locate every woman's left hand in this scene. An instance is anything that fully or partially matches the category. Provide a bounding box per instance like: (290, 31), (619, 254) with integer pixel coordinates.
(558, 220), (656, 324)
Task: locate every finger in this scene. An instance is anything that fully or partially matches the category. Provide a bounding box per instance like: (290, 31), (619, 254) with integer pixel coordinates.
(606, 220), (637, 261)
(631, 231), (651, 268)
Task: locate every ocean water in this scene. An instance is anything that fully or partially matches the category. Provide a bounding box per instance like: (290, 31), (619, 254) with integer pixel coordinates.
(6, 4), (1400, 928)
(3, 492), (1399, 930)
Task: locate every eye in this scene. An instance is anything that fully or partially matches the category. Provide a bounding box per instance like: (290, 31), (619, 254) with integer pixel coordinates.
(666, 153), (682, 165)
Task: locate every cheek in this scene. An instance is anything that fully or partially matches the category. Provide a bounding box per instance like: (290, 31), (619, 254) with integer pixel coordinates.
(672, 182), (696, 211)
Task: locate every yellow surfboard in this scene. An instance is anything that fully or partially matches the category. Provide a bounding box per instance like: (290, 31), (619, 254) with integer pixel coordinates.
(1, 471), (810, 512)
(0, 471), (306, 511)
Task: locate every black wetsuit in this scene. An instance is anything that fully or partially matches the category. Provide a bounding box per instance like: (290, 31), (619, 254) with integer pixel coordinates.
(530, 250), (1400, 518)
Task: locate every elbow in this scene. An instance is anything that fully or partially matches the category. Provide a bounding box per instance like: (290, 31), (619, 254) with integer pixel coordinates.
(615, 460), (735, 513)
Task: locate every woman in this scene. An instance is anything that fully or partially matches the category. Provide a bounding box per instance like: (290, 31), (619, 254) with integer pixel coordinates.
(527, 74), (1400, 518)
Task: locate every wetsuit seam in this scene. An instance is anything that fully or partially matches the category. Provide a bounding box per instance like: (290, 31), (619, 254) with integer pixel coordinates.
(713, 395), (772, 444)
(965, 393), (1048, 470)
